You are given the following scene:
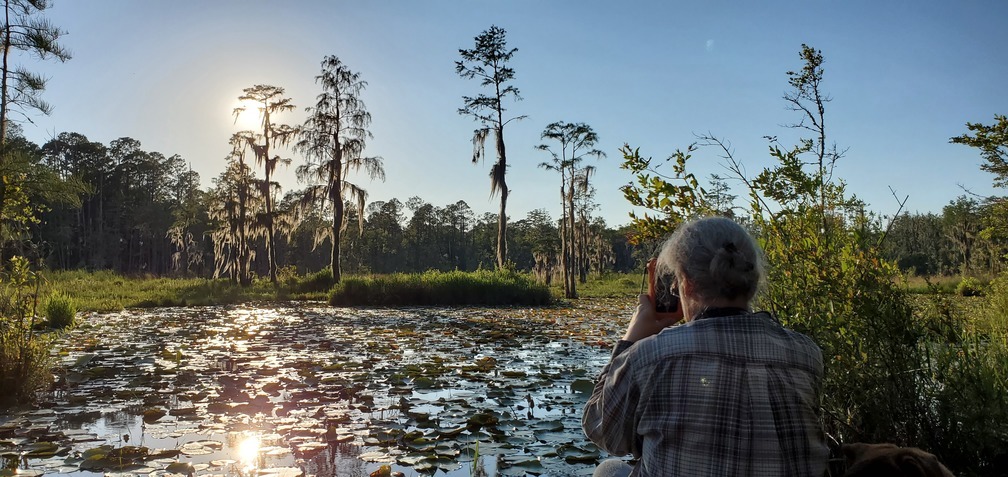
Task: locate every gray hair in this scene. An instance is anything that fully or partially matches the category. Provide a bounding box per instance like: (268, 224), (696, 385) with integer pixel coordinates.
(656, 216), (764, 303)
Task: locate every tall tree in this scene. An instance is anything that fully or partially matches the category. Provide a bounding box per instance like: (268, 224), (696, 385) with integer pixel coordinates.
(0, 0), (70, 245)
(209, 136), (259, 284)
(456, 25), (524, 269)
(0, 0), (70, 146)
(942, 196), (981, 274)
(951, 115), (1008, 187)
(295, 55), (384, 283)
(233, 85), (296, 283)
(360, 199), (404, 273)
(951, 114), (1008, 271)
(536, 121), (604, 298)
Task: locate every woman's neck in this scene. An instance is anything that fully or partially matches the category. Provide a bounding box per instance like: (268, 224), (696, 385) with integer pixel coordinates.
(682, 297), (751, 322)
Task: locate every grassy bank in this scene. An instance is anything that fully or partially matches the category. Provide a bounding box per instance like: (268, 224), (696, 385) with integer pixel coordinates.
(46, 269), (336, 312)
(330, 269), (553, 306)
(45, 269), (555, 312)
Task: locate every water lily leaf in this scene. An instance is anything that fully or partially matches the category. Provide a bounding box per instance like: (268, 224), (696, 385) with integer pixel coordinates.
(165, 461), (195, 475)
(571, 378), (595, 394)
(72, 353), (96, 368)
(24, 443), (60, 459)
(81, 445), (112, 459)
(436, 426), (467, 438)
(466, 412), (499, 431)
(357, 451), (391, 462)
(143, 408), (166, 423)
(169, 407), (197, 417)
(148, 448), (182, 459)
(532, 420), (565, 432)
(109, 445), (149, 460)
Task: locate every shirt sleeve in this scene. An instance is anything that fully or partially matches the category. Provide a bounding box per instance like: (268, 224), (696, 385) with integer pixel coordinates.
(582, 339), (644, 457)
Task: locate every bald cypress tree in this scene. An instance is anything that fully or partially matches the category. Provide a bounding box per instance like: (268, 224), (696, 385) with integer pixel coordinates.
(456, 25), (524, 270)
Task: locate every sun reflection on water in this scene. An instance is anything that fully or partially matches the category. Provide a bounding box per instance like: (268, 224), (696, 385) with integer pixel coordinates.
(237, 434), (261, 473)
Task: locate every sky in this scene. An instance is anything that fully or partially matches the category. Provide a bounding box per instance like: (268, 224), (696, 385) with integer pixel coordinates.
(15, 1), (1008, 228)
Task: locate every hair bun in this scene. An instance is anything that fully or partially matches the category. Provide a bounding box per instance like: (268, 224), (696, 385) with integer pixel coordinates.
(710, 241), (756, 298)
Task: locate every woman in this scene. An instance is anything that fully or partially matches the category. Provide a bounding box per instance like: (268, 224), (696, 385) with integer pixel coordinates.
(583, 216), (828, 476)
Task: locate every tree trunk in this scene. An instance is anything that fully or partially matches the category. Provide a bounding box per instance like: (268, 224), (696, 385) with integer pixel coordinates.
(559, 185), (570, 297)
(331, 194), (343, 283)
(566, 173), (577, 299)
(0, 1), (10, 147)
(495, 128), (508, 269)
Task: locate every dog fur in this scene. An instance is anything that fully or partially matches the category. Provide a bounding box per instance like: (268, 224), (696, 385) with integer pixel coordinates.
(842, 443), (955, 477)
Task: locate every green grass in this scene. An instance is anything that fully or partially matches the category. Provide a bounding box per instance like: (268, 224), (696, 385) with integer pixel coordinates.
(45, 270), (322, 312)
(899, 274), (993, 295)
(44, 268), (554, 312)
(564, 272), (642, 298)
(44, 291), (77, 328)
(330, 269), (553, 306)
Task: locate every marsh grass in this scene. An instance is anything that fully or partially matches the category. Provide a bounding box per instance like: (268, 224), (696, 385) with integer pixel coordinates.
(46, 268), (552, 311)
(330, 269), (553, 306)
(44, 291), (76, 328)
(47, 270), (303, 312)
(899, 274), (992, 295)
(570, 272), (641, 298)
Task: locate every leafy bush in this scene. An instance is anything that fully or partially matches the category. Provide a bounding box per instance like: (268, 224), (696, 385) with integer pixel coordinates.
(45, 291), (77, 328)
(1, 257), (53, 405)
(956, 276), (985, 297)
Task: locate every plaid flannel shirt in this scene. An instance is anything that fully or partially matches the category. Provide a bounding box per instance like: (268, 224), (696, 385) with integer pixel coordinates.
(583, 312), (828, 476)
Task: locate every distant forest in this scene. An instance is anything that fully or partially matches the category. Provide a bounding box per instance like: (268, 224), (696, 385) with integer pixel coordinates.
(17, 131), (636, 280)
(0, 129), (991, 282)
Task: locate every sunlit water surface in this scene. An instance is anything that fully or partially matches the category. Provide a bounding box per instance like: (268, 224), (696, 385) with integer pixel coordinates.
(1, 301), (630, 477)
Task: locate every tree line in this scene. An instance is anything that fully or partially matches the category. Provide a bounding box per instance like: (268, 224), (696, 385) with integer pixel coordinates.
(9, 127), (637, 279)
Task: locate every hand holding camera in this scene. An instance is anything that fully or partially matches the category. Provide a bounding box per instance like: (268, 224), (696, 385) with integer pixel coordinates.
(622, 259), (685, 342)
(646, 258), (682, 318)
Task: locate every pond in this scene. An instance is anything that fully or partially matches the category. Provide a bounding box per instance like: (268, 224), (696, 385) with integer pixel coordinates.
(1, 298), (632, 477)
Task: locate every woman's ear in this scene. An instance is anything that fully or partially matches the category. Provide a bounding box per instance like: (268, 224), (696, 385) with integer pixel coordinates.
(679, 276), (694, 299)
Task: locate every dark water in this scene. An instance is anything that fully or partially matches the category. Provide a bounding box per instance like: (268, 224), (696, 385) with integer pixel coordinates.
(1, 301), (628, 476)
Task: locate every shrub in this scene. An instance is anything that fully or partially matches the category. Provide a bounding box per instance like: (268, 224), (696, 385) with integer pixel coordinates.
(0, 256), (53, 405)
(956, 276), (985, 297)
(45, 291), (77, 328)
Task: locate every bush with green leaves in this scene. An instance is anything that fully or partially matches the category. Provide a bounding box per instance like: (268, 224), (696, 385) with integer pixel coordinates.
(955, 276), (985, 297)
(1, 256), (53, 406)
(45, 291), (76, 328)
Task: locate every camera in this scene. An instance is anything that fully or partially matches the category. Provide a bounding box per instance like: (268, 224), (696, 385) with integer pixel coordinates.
(646, 258), (680, 316)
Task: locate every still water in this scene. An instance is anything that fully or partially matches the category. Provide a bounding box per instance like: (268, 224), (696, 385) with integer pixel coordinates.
(1, 300), (629, 476)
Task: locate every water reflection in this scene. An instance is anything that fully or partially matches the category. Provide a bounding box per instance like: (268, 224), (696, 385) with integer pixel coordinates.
(237, 434), (261, 473)
(5, 302), (627, 476)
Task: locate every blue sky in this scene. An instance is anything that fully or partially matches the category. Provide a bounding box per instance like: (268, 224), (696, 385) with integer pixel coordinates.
(17, 1), (1008, 227)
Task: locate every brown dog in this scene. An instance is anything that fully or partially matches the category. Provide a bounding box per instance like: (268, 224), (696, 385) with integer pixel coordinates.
(842, 443), (955, 477)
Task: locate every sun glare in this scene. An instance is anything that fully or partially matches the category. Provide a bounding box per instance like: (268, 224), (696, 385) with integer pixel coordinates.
(232, 99), (262, 131)
(237, 434), (261, 472)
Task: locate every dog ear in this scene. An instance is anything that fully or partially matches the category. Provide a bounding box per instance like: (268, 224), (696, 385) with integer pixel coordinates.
(898, 451), (956, 477)
(897, 453), (931, 475)
(842, 443), (870, 465)
(843, 443), (898, 467)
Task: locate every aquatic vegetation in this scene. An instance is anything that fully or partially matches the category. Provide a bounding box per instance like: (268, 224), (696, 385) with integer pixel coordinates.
(0, 298), (631, 476)
(44, 291), (76, 328)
